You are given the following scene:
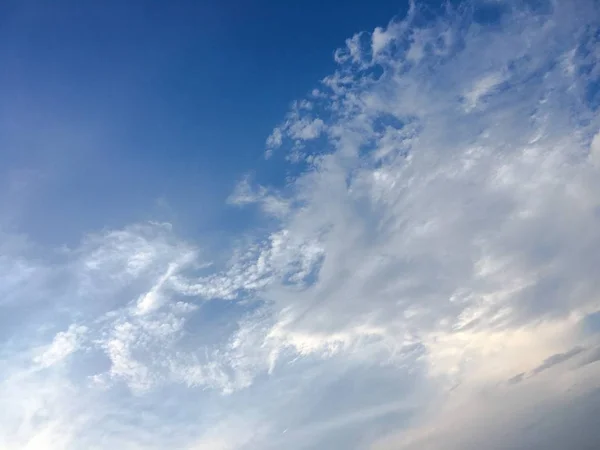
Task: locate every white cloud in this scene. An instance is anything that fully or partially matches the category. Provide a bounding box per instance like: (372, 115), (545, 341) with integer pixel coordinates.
(371, 27), (392, 56)
(264, 101), (328, 158)
(371, 3), (416, 59)
(34, 325), (88, 369)
(265, 127), (283, 155)
(287, 117), (325, 141)
(227, 176), (291, 218)
(186, 418), (269, 450)
(462, 72), (506, 111)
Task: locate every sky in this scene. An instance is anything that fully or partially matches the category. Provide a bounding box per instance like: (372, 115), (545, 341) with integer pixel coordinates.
(1, 0), (600, 449)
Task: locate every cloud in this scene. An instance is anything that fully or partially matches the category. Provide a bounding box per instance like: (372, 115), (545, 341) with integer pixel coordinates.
(370, 361), (600, 450)
(264, 104), (327, 157)
(591, 130), (600, 167)
(2, 0), (600, 449)
(34, 325), (88, 369)
(462, 72), (506, 111)
(530, 346), (587, 375)
(227, 176), (291, 218)
(507, 372), (525, 385)
(578, 345), (600, 368)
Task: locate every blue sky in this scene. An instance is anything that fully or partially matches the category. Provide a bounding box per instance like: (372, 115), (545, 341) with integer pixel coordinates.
(0, 0), (408, 246)
(2, 1), (600, 449)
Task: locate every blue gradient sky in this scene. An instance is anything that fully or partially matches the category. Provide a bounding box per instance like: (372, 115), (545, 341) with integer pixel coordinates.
(0, 0), (409, 245)
(2, 1), (600, 449)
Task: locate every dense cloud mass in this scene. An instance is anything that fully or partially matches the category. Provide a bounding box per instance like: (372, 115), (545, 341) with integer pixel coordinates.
(2, 0), (600, 449)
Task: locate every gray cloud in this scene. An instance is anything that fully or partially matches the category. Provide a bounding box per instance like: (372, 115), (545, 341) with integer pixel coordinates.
(578, 346), (600, 369)
(507, 372), (526, 385)
(531, 346), (587, 376)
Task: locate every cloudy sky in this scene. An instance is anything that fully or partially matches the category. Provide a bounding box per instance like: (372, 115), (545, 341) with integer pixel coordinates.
(2, 0), (600, 449)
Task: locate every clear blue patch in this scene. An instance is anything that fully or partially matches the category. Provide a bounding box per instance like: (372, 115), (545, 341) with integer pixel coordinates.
(372, 114), (406, 134)
(584, 79), (600, 111)
(582, 311), (600, 334)
(522, 0), (554, 15)
(182, 297), (262, 349)
(471, 1), (511, 27)
(575, 26), (600, 111)
(363, 64), (385, 81)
